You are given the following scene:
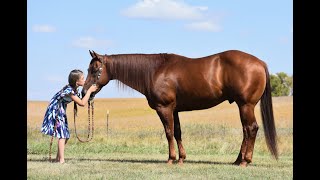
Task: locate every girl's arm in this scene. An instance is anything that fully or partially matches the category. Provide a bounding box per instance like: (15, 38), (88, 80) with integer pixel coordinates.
(70, 85), (97, 106)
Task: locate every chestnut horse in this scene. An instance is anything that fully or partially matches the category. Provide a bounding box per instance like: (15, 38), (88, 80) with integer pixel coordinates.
(81, 50), (278, 167)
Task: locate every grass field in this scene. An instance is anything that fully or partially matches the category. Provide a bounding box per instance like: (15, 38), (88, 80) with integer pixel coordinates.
(27, 96), (293, 179)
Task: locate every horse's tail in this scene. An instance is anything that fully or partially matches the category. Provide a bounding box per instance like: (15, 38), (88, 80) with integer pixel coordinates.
(260, 67), (278, 160)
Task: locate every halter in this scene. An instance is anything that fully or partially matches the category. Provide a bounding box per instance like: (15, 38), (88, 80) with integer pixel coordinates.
(89, 56), (104, 99)
(73, 56), (104, 142)
(95, 56), (104, 82)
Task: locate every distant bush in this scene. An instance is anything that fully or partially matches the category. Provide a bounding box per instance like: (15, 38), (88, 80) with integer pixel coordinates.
(270, 72), (293, 97)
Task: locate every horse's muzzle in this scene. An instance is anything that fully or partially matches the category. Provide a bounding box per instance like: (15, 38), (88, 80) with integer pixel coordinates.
(81, 90), (95, 101)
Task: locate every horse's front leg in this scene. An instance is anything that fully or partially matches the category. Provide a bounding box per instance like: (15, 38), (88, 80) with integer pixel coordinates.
(156, 106), (176, 164)
(173, 111), (186, 164)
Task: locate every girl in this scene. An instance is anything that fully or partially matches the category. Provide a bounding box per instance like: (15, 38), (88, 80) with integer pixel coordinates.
(41, 69), (98, 164)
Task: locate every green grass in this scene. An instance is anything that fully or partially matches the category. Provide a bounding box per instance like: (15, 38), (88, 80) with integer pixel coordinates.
(27, 125), (292, 179)
(27, 97), (293, 179)
(28, 153), (292, 179)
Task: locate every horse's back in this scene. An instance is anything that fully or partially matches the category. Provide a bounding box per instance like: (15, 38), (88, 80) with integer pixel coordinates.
(217, 50), (266, 67)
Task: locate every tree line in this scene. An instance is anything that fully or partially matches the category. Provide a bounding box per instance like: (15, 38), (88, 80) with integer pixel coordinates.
(270, 72), (293, 97)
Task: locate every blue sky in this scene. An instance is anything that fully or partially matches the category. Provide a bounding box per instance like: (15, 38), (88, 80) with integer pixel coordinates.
(27, 0), (293, 101)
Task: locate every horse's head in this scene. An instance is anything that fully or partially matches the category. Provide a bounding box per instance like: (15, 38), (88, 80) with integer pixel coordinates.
(81, 50), (111, 100)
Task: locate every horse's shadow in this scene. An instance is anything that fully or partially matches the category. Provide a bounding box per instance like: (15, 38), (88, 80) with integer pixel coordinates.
(27, 157), (266, 167)
(77, 158), (232, 165)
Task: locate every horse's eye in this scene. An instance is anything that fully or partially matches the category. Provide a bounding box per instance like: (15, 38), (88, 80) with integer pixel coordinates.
(89, 67), (99, 75)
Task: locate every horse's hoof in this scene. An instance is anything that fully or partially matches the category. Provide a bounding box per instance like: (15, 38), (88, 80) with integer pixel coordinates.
(178, 158), (184, 165)
(167, 159), (174, 164)
(233, 160), (248, 167)
(239, 161), (248, 167)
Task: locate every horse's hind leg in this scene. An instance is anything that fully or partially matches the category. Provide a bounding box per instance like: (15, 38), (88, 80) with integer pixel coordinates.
(234, 104), (259, 167)
(156, 106), (176, 164)
(173, 111), (186, 164)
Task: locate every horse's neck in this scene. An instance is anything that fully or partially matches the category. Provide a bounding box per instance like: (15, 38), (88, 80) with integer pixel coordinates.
(109, 54), (166, 95)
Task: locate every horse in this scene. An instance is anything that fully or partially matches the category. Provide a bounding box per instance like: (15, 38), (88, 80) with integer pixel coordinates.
(81, 49), (278, 167)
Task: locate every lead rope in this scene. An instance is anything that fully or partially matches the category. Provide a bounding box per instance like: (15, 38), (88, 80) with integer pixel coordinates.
(74, 100), (94, 142)
(72, 56), (102, 143)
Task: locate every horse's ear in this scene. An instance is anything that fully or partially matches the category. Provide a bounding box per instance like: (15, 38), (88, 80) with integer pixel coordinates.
(89, 50), (95, 58)
(92, 50), (98, 57)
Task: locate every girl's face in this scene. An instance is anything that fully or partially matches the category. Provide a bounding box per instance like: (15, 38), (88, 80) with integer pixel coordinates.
(76, 74), (85, 87)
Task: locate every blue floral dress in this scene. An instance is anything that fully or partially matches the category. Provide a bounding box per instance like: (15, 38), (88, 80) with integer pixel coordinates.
(41, 85), (79, 139)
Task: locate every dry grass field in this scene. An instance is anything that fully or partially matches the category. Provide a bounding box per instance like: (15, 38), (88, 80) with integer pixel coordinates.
(27, 96), (293, 179)
(27, 96), (292, 132)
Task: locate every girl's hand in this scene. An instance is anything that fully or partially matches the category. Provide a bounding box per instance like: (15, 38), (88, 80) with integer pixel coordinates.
(88, 84), (98, 93)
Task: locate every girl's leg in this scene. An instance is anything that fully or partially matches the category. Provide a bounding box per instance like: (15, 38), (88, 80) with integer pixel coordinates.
(57, 138), (66, 163)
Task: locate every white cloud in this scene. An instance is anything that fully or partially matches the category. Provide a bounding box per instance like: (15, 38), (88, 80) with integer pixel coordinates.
(185, 21), (221, 32)
(121, 0), (222, 32)
(32, 24), (56, 33)
(122, 0), (208, 20)
(72, 37), (112, 49)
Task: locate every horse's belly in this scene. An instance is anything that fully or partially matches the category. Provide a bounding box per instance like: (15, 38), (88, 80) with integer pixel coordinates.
(175, 97), (225, 111)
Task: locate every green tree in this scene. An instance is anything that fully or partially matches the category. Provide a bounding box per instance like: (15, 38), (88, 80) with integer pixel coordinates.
(270, 72), (293, 97)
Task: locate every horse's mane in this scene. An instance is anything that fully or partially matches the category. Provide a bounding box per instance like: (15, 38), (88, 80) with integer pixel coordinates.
(108, 53), (169, 94)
